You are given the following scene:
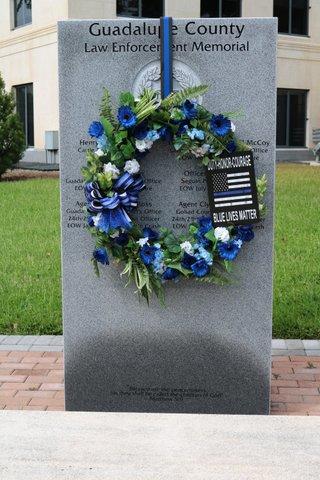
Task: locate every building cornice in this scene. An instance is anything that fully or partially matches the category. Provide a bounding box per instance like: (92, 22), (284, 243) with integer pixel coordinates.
(0, 24), (57, 49)
(277, 36), (320, 62)
(278, 35), (320, 52)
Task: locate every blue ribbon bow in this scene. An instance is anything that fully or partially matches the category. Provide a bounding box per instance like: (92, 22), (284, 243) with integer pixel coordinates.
(85, 172), (145, 233)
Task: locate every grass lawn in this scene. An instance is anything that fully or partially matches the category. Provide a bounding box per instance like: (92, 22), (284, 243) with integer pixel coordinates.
(0, 179), (62, 334)
(0, 163), (319, 338)
(273, 164), (320, 338)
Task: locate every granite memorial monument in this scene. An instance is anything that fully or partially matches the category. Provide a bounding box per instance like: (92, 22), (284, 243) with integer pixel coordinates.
(58, 17), (277, 413)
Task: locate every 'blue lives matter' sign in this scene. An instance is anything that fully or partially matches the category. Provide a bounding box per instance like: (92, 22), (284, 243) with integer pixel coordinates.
(205, 152), (260, 227)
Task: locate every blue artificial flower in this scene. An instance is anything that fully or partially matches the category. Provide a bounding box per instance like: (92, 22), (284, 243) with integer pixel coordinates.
(197, 237), (211, 248)
(187, 128), (205, 141)
(198, 217), (213, 233)
(146, 130), (160, 142)
(114, 232), (129, 246)
(133, 121), (149, 140)
(237, 225), (255, 242)
(177, 119), (189, 135)
(88, 121), (104, 138)
(181, 252), (197, 270)
(182, 100), (197, 119)
(234, 238), (243, 249)
(97, 134), (108, 150)
(152, 248), (164, 274)
(195, 245), (213, 266)
(158, 126), (172, 141)
(139, 244), (157, 266)
(88, 216), (95, 227)
(217, 240), (240, 261)
(195, 217), (213, 247)
(117, 106), (137, 129)
(93, 247), (109, 265)
(210, 114), (231, 137)
(226, 140), (237, 153)
(143, 227), (159, 242)
(95, 210), (132, 234)
(162, 267), (179, 280)
(191, 259), (210, 278)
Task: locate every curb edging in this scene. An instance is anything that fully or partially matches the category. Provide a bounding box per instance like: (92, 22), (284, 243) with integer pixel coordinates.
(0, 336), (320, 355)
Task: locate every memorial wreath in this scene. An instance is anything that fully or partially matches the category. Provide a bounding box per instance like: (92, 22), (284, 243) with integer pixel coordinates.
(82, 86), (267, 302)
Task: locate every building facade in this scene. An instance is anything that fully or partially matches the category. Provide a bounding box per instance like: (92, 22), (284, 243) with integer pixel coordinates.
(0, 0), (319, 164)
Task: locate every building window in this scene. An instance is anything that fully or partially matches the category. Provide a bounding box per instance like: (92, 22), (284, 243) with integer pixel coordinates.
(274, 0), (309, 35)
(14, 84), (34, 147)
(277, 89), (307, 147)
(201, 0), (241, 17)
(13, 0), (32, 28)
(117, 0), (163, 18)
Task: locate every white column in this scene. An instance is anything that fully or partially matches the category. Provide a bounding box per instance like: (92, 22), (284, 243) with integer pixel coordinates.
(165, 0), (201, 18)
(242, 0), (273, 17)
(68, 0), (117, 19)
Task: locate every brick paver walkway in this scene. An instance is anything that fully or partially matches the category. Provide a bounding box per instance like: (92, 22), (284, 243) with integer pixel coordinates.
(0, 350), (320, 414)
(271, 355), (320, 415)
(0, 351), (64, 411)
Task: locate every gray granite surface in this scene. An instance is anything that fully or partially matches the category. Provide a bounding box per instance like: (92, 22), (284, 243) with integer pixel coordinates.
(58, 18), (277, 413)
(1, 412), (320, 480)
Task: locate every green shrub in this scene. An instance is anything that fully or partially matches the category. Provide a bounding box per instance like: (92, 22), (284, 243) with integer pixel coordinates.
(0, 73), (25, 178)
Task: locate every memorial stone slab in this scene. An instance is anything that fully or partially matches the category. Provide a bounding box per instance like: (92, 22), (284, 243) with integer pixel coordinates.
(58, 17), (277, 413)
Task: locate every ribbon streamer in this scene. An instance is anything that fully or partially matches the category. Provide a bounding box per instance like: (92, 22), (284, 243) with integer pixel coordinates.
(160, 16), (173, 99)
(85, 173), (145, 232)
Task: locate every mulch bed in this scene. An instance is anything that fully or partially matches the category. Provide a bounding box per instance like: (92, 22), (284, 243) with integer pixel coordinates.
(2, 169), (59, 182)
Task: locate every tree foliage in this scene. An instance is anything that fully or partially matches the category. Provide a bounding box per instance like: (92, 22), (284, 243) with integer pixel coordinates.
(0, 73), (25, 178)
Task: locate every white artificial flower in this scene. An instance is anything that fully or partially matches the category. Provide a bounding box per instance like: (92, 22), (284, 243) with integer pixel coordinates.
(192, 143), (212, 158)
(214, 227), (230, 243)
(231, 122), (236, 132)
(93, 213), (101, 227)
(192, 147), (205, 158)
(103, 162), (120, 179)
(135, 139), (153, 152)
(201, 144), (210, 154)
(137, 237), (149, 247)
(95, 149), (105, 157)
(180, 241), (194, 255)
(124, 159), (140, 175)
(109, 231), (120, 239)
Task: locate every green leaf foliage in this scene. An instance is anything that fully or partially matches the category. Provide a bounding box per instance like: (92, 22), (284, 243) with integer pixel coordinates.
(163, 233), (181, 254)
(100, 116), (114, 138)
(166, 263), (190, 276)
(120, 140), (135, 159)
(115, 130), (128, 144)
(0, 72), (25, 178)
(204, 229), (214, 242)
(100, 88), (116, 125)
(196, 268), (231, 285)
(257, 174), (267, 217)
(161, 85), (209, 109)
(235, 139), (251, 152)
(97, 172), (113, 191)
(92, 258), (100, 277)
(119, 91), (135, 107)
(121, 258), (163, 304)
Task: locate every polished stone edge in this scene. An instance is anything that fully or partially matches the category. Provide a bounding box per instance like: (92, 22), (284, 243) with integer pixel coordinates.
(0, 411), (319, 480)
